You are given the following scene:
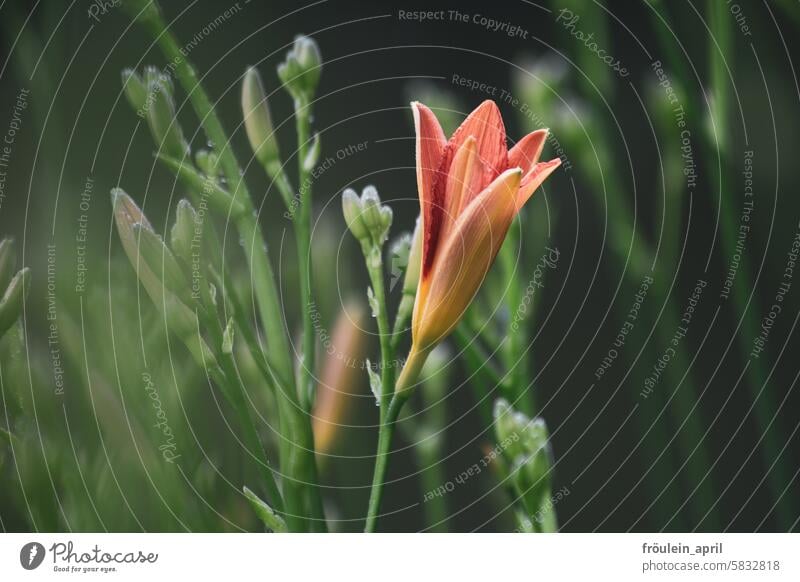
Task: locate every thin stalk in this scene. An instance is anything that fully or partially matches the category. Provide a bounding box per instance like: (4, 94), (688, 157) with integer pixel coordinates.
(364, 393), (408, 532)
(364, 344), (430, 531)
(294, 96), (315, 409)
(363, 244), (396, 419)
(390, 290), (415, 354)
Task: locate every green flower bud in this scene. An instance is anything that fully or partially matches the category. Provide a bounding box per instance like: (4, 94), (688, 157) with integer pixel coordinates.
(342, 188), (369, 241)
(0, 238), (17, 292)
(143, 65), (162, 89)
(170, 199), (197, 266)
(521, 417), (550, 459)
(494, 398), (525, 459)
(241, 67), (281, 169)
(194, 149), (219, 179)
(112, 190), (208, 352)
(361, 186), (392, 246)
(360, 186), (381, 224)
(111, 188), (165, 300)
(121, 69), (147, 111)
(277, 35), (322, 101)
(145, 71), (189, 159)
(343, 186), (393, 247)
(0, 267), (29, 338)
(132, 223), (191, 304)
(402, 217), (422, 296)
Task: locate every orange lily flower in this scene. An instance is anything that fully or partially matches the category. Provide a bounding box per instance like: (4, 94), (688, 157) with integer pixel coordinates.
(397, 100), (561, 391)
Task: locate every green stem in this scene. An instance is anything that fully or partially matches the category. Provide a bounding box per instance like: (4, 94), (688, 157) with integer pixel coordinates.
(363, 244), (395, 417)
(295, 97), (315, 410)
(390, 291), (415, 354)
(364, 393), (409, 532)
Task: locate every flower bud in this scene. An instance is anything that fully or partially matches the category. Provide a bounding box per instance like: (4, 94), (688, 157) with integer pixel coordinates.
(342, 188), (369, 241)
(171, 199), (197, 266)
(362, 186), (392, 246)
(132, 223), (190, 303)
(111, 189), (168, 300)
(0, 267), (29, 338)
(0, 238), (17, 292)
(343, 186), (392, 247)
(121, 69), (147, 111)
(277, 35), (322, 101)
(241, 67), (281, 170)
(145, 71), (189, 159)
(494, 398), (525, 459)
(194, 149), (219, 179)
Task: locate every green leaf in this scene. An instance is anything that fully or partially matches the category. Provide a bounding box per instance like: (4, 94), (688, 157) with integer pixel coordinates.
(367, 286), (379, 318)
(303, 132), (321, 172)
(243, 486), (287, 533)
(222, 318), (235, 354)
(366, 359), (381, 406)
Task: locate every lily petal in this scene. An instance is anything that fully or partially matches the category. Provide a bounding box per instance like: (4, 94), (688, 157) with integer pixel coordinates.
(508, 129), (549, 175)
(441, 136), (484, 241)
(516, 158), (562, 211)
(443, 100), (507, 191)
(412, 101), (447, 277)
(413, 168), (522, 347)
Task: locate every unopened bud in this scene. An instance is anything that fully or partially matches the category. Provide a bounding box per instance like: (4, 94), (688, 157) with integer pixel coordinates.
(171, 199), (197, 265)
(121, 69), (147, 111)
(195, 149), (219, 179)
(241, 67), (281, 169)
(342, 186), (393, 247)
(361, 186), (392, 246)
(342, 188), (369, 241)
(145, 71), (189, 159)
(494, 398), (525, 459)
(277, 35), (322, 101)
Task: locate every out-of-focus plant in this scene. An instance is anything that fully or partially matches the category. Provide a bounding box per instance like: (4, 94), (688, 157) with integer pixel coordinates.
(113, 0), (329, 532)
(493, 398), (556, 532)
